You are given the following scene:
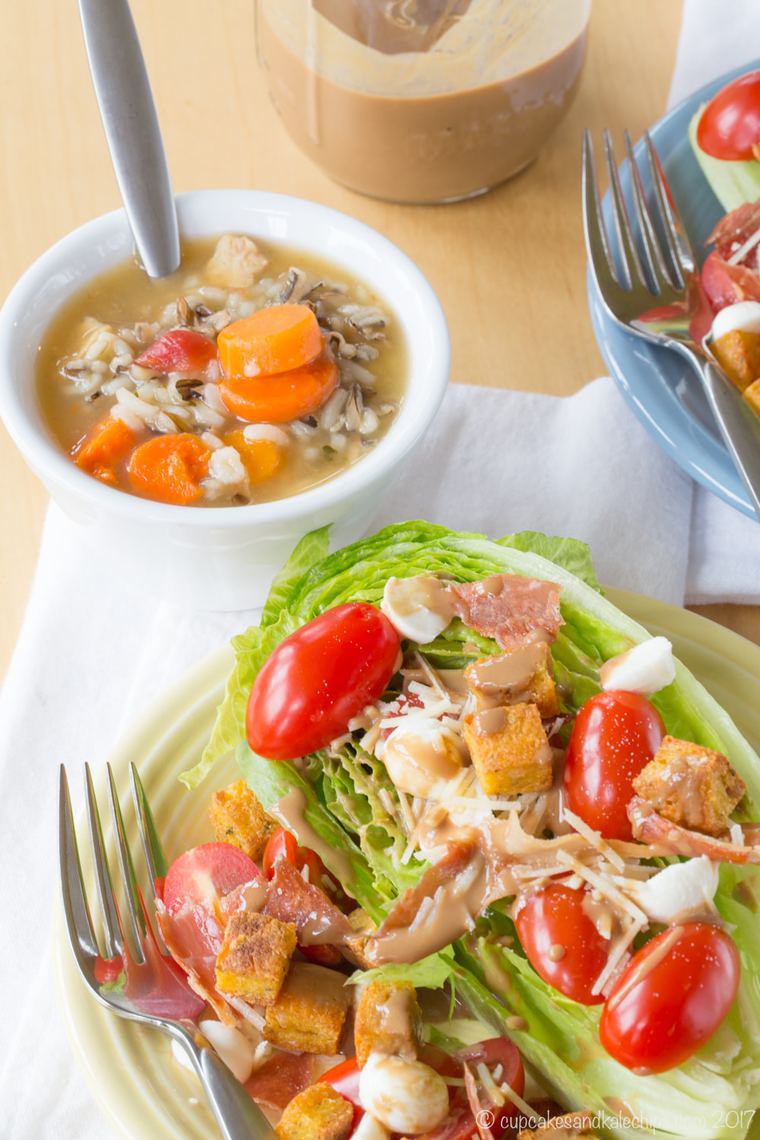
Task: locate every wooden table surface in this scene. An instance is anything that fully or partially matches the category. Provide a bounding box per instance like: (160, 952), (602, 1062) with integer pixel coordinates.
(1, 0), (758, 677)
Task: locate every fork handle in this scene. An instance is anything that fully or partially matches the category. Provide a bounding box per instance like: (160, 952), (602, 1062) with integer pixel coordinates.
(695, 356), (760, 520)
(190, 1043), (276, 1139)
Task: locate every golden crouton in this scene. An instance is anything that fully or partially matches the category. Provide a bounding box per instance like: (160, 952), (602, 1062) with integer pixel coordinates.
(633, 735), (745, 838)
(463, 703), (553, 796)
(354, 979), (421, 1068)
(465, 643), (560, 719)
(519, 1118), (596, 1139)
(712, 329), (760, 392)
(209, 779), (275, 862)
(275, 1083), (354, 1140)
(744, 378), (760, 418)
(215, 911), (296, 1005)
(264, 963), (350, 1054)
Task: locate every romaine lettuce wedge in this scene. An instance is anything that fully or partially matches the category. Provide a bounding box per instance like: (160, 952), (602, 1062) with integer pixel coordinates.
(184, 521), (760, 1138)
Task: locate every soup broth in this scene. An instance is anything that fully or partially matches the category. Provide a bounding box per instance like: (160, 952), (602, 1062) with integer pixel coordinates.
(37, 235), (406, 506)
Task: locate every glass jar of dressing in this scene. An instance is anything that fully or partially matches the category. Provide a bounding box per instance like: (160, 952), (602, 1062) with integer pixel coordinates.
(254, 0), (591, 204)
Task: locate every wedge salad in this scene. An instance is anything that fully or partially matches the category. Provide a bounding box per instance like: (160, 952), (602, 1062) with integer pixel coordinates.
(128, 522), (760, 1140)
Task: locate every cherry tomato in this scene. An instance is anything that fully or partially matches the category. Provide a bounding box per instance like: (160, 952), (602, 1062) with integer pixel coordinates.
(162, 841), (262, 916)
(564, 691), (665, 840)
(94, 955), (124, 985)
(697, 70), (760, 160)
(418, 1039), (524, 1139)
(135, 329), (217, 374)
(515, 882), (611, 1006)
(246, 603), (400, 761)
(319, 1057), (363, 1130)
(458, 1038), (525, 1101)
(600, 923), (740, 1074)
(262, 828), (299, 880)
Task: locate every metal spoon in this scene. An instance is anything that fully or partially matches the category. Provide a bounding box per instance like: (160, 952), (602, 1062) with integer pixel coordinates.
(79, 0), (180, 278)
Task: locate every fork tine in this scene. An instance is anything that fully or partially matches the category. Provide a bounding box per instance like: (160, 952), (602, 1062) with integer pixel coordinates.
(623, 129), (673, 293)
(59, 765), (99, 959)
(106, 762), (147, 963)
(602, 129), (647, 291)
(84, 762), (123, 959)
(130, 762), (168, 893)
(582, 130), (619, 293)
(644, 131), (696, 286)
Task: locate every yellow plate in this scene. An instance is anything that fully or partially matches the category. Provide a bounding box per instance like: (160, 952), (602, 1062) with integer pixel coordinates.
(55, 590), (760, 1139)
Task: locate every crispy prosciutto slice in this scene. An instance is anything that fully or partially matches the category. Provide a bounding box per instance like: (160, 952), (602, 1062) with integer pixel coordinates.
(118, 895), (205, 1020)
(245, 1051), (316, 1110)
(155, 898), (233, 1021)
(263, 858), (352, 946)
(628, 796), (760, 865)
(450, 575), (563, 649)
(709, 201), (760, 263)
(365, 840), (486, 964)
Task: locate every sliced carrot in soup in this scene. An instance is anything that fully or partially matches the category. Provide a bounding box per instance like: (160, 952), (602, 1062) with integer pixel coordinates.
(127, 433), (211, 505)
(74, 416), (138, 486)
(217, 304), (322, 378)
(219, 356), (338, 424)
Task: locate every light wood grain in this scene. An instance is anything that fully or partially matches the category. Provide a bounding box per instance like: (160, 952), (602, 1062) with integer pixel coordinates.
(0, 0), (757, 677)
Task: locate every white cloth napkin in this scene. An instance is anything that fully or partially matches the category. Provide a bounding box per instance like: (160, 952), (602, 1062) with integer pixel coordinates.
(2, 4), (760, 1137)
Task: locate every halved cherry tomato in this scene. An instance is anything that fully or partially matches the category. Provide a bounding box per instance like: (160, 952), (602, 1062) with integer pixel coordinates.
(135, 329), (217, 374)
(94, 955), (124, 985)
(219, 355), (338, 424)
(458, 1038), (525, 1101)
(246, 602), (400, 760)
(697, 70), (760, 161)
(564, 690), (665, 841)
(418, 1039), (524, 1139)
(600, 923), (740, 1074)
(515, 882), (610, 1006)
(162, 842), (262, 916)
(262, 828), (299, 880)
(319, 1057), (363, 1131)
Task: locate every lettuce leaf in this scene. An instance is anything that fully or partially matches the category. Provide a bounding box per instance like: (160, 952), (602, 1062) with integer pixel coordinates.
(499, 531), (601, 592)
(348, 946), (456, 991)
(689, 108), (760, 214)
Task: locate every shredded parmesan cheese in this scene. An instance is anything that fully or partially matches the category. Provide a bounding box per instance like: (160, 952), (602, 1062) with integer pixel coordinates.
(592, 919), (645, 997)
(557, 850), (648, 926)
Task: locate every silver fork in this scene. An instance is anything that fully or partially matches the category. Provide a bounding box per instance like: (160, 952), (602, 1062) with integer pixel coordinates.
(59, 762), (274, 1139)
(583, 128), (760, 519)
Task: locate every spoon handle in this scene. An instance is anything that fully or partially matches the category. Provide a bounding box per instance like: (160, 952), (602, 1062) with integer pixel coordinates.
(79, 0), (180, 278)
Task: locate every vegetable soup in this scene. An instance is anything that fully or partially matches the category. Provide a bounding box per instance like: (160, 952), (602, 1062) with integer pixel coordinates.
(36, 235), (405, 506)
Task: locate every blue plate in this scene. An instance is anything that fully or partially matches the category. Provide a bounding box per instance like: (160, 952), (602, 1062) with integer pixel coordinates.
(588, 60), (760, 519)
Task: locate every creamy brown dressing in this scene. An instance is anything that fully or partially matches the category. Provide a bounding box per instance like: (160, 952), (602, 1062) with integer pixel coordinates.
(390, 575), (457, 622)
(469, 706), (508, 736)
(373, 987), (420, 1060)
(466, 643), (546, 706)
(270, 787), (355, 887)
(257, 0), (589, 203)
(383, 723), (464, 797)
(366, 848), (490, 964)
